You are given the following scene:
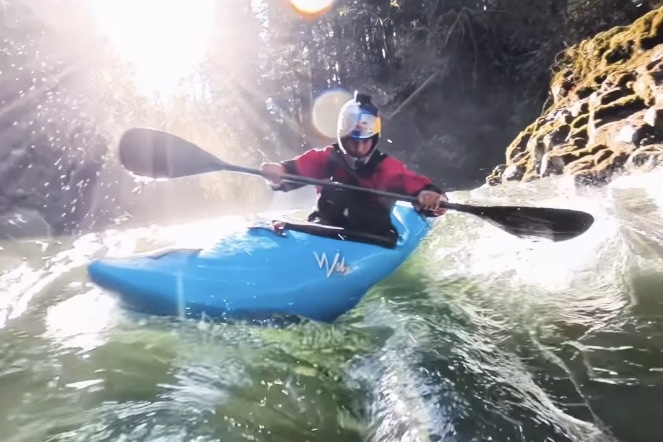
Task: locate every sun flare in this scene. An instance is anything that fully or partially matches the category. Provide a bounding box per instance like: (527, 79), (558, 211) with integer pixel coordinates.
(89, 0), (215, 100)
(289, 0), (335, 18)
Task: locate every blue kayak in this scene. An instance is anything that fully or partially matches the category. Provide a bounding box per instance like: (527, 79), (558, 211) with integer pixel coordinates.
(87, 202), (433, 323)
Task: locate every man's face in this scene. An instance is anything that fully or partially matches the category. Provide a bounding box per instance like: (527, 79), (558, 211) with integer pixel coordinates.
(344, 138), (372, 157)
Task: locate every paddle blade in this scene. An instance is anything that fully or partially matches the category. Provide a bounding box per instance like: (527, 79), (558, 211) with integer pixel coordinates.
(453, 204), (595, 242)
(118, 128), (227, 179)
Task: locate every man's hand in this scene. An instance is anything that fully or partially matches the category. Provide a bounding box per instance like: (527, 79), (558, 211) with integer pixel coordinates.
(416, 190), (448, 216)
(260, 163), (286, 186)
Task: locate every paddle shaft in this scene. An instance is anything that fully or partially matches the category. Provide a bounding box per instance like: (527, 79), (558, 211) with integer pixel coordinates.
(220, 162), (456, 207)
(117, 127), (596, 241)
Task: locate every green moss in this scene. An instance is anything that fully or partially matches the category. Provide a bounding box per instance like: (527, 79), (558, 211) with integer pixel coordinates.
(604, 41), (633, 64)
(550, 7), (663, 108)
(593, 149), (613, 166)
(639, 6), (663, 49)
(571, 114), (589, 130)
(593, 94), (647, 122)
(552, 143), (605, 165)
(568, 112), (589, 141)
(549, 124), (571, 144)
(575, 85), (596, 99)
(491, 6), (663, 187)
(616, 71), (637, 88)
(505, 124), (535, 160)
(599, 87), (631, 105)
(571, 136), (588, 148)
(564, 145), (612, 174)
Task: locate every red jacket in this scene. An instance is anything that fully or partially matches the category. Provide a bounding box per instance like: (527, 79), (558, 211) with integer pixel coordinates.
(274, 144), (442, 237)
(278, 144), (439, 196)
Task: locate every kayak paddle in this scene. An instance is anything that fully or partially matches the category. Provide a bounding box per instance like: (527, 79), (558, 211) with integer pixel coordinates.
(117, 127), (595, 242)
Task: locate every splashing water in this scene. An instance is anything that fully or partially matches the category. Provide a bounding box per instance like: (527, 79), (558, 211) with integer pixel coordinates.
(1, 172), (662, 442)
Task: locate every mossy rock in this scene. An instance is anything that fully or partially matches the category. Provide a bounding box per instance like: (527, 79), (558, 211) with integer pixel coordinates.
(487, 6), (663, 187)
(626, 143), (663, 170)
(570, 113), (589, 130)
(593, 94), (648, 125)
(550, 7), (663, 107)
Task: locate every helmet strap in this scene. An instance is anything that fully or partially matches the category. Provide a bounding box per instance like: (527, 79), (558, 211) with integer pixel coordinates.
(341, 134), (379, 169)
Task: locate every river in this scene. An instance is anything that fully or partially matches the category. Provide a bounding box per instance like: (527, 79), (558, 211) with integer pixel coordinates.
(1, 171), (662, 442)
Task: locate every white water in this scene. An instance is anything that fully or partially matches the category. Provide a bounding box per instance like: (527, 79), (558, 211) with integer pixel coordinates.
(1, 172), (662, 441)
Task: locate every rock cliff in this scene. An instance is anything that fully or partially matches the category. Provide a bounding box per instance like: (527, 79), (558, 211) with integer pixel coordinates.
(487, 7), (663, 186)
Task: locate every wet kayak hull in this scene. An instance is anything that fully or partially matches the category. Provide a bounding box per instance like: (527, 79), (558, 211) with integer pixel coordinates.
(87, 202), (433, 323)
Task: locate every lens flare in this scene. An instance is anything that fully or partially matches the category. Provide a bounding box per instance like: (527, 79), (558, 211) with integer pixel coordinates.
(289, 0), (335, 18)
(312, 88), (352, 139)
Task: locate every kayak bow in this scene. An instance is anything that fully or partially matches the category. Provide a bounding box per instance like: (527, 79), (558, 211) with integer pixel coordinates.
(87, 202), (433, 323)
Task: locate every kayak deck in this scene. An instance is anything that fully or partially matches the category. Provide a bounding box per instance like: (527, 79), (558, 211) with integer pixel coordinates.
(87, 202), (433, 323)
(253, 216), (398, 249)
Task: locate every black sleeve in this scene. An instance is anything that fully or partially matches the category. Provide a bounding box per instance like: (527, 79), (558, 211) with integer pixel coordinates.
(418, 183), (444, 194)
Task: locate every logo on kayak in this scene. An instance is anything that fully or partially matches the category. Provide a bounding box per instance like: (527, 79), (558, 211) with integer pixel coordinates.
(314, 251), (351, 277)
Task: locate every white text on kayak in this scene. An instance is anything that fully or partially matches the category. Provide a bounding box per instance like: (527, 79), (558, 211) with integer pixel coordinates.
(313, 251), (351, 278)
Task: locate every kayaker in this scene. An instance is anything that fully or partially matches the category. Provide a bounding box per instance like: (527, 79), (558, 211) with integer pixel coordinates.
(260, 91), (447, 245)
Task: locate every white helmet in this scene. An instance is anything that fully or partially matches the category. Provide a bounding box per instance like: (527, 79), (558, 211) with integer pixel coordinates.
(336, 91), (381, 158)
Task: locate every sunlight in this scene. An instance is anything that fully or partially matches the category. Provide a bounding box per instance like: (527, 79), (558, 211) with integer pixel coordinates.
(289, 0), (335, 18)
(44, 290), (119, 353)
(88, 0), (215, 100)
